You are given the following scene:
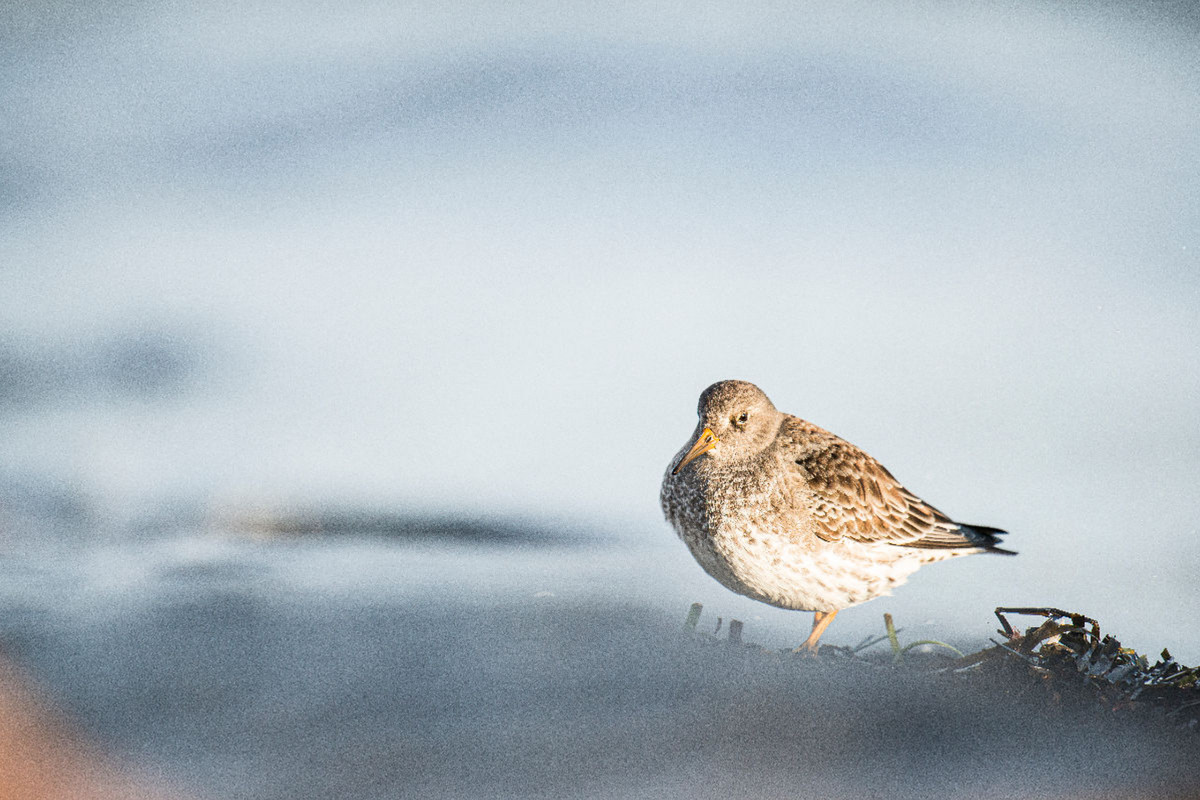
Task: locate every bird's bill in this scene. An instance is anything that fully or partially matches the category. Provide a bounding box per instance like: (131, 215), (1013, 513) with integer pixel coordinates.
(673, 428), (719, 474)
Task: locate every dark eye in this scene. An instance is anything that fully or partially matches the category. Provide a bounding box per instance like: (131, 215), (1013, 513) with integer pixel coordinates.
(734, 412), (749, 426)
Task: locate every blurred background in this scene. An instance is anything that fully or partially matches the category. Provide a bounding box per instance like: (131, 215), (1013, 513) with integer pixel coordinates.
(1, 2), (1198, 797)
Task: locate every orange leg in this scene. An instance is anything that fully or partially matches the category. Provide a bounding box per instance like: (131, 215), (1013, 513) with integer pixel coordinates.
(794, 610), (839, 656)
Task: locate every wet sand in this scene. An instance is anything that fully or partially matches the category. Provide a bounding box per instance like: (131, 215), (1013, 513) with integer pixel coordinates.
(1, 530), (1194, 800)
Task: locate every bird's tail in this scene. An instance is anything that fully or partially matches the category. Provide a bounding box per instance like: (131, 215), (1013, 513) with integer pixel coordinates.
(961, 523), (1017, 555)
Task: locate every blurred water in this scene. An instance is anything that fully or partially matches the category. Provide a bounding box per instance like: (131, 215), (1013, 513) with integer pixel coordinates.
(1, 3), (1199, 793)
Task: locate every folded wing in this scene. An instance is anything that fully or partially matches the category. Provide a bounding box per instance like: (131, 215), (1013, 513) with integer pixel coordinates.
(787, 423), (1013, 554)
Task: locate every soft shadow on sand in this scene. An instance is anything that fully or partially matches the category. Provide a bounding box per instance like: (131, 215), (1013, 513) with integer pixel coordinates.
(2, 564), (1195, 800)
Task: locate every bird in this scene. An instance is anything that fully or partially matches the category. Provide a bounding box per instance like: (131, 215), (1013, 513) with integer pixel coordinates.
(660, 380), (1014, 655)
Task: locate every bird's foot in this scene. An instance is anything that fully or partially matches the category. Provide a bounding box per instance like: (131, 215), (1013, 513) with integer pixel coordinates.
(791, 643), (822, 658)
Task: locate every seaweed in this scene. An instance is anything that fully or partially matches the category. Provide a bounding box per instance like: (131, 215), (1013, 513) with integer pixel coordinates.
(967, 607), (1200, 731)
(683, 603), (1200, 732)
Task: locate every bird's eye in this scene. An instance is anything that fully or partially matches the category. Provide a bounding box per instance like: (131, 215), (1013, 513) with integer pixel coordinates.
(734, 412), (749, 426)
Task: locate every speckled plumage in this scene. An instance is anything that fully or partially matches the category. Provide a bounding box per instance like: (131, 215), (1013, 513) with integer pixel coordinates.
(660, 380), (1012, 645)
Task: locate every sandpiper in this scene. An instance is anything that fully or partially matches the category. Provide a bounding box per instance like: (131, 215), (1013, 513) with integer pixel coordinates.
(661, 380), (1013, 654)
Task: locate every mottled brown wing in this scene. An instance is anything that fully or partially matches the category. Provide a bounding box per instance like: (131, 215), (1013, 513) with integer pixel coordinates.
(788, 426), (982, 550)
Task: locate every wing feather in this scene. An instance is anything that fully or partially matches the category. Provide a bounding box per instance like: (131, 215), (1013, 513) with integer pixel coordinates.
(784, 419), (1010, 552)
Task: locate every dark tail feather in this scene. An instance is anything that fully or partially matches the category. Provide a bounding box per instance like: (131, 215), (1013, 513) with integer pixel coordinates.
(961, 523), (1017, 556)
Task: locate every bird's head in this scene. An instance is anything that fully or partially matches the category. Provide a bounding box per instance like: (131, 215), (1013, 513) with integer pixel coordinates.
(672, 380), (783, 474)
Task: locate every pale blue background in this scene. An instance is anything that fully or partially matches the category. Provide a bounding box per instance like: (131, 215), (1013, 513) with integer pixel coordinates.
(3, 3), (1198, 659)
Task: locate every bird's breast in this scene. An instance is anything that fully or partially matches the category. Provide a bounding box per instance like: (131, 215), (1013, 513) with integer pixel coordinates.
(662, 459), (802, 546)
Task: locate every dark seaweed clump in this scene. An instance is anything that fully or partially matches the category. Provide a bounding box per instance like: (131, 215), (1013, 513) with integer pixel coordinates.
(961, 607), (1200, 731)
(686, 604), (1200, 732)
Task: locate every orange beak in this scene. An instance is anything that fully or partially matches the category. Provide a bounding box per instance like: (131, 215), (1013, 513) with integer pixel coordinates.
(673, 428), (719, 474)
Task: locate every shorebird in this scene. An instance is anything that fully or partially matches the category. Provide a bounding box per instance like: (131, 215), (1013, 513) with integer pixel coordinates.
(660, 380), (1013, 655)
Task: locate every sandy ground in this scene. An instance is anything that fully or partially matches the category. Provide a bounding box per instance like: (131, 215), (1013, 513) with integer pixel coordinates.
(0, 529), (1195, 800)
